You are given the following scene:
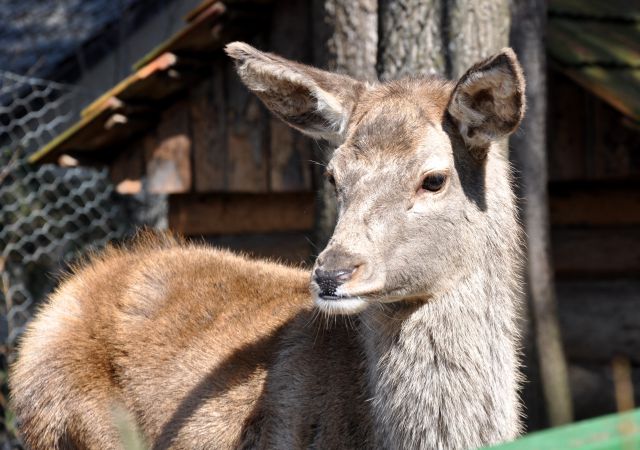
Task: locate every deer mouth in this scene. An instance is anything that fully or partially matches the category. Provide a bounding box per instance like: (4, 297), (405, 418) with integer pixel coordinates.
(314, 294), (369, 315)
(310, 268), (386, 315)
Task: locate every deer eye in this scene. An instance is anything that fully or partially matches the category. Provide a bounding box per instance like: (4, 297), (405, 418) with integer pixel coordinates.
(421, 172), (447, 192)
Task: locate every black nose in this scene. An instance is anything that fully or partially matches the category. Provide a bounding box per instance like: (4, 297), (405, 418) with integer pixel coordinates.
(314, 268), (354, 298)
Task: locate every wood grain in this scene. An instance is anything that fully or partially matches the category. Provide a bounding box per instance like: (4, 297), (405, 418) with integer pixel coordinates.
(549, 184), (640, 226)
(552, 227), (640, 276)
(146, 101), (192, 194)
(191, 64), (227, 193)
(169, 192), (315, 235)
(269, 118), (312, 192)
(225, 63), (268, 193)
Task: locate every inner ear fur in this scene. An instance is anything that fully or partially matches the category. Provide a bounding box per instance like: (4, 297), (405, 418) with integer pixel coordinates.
(225, 42), (361, 144)
(448, 48), (526, 159)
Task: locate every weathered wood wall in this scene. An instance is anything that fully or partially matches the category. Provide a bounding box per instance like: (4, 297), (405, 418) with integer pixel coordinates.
(548, 68), (640, 420)
(110, 0), (317, 264)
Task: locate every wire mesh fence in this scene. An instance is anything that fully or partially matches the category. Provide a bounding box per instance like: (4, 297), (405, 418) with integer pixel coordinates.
(0, 71), (132, 448)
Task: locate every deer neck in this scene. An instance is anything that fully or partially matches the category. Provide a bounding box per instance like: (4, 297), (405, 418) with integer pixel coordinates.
(359, 269), (521, 450)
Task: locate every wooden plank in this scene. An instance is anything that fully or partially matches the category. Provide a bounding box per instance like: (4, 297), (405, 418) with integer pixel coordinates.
(29, 102), (121, 163)
(592, 97), (640, 181)
(146, 101), (192, 194)
(557, 280), (640, 364)
(82, 53), (178, 118)
(185, 0), (218, 22)
(133, 2), (227, 71)
(225, 63), (268, 192)
(547, 70), (589, 182)
(190, 64), (227, 192)
(32, 0), (270, 166)
(168, 192), (315, 235)
(549, 184), (640, 226)
(266, 0), (313, 192)
(269, 118), (313, 192)
(109, 139), (145, 185)
(552, 227), (640, 276)
(486, 408), (640, 449)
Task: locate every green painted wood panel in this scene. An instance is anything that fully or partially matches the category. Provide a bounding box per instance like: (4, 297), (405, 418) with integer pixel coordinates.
(486, 409), (640, 450)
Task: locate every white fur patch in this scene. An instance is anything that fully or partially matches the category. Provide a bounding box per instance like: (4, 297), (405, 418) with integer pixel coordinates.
(314, 295), (369, 315)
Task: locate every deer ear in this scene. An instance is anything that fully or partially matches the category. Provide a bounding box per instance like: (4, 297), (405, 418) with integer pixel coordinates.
(225, 42), (361, 144)
(448, 48), (526, 159)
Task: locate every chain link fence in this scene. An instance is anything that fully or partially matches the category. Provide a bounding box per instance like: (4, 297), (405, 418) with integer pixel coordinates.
(0, 71), (132, 448)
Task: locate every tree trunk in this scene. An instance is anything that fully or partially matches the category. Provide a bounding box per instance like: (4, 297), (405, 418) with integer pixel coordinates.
(311, 0), (377, 251)
(510, 0), (574, 427)
(378, 0), (509, 80)
(444, 0), (511, 160)
(447, 1), (511, 78)
(378, 0), (447, 78)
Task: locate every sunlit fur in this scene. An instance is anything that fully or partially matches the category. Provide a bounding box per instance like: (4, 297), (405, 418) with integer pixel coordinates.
(11, 43), (526, 449)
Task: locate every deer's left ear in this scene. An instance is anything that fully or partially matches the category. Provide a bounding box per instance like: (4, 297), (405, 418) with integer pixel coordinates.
(226, 42), (362, 144)
(447, 48), (526, 159)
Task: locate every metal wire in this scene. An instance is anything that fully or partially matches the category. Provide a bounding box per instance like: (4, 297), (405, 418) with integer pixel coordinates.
(0, 70), (130, 449)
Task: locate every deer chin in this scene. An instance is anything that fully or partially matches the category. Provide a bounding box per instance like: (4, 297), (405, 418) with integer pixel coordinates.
(314, 294), (370, 315)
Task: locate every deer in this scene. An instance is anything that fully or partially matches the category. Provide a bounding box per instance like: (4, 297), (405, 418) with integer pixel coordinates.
(11, 41), (526, 450)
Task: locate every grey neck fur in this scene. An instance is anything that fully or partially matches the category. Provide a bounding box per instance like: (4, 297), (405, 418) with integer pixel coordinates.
(359, 157), (522, 450)
(361, 272), (521, 450)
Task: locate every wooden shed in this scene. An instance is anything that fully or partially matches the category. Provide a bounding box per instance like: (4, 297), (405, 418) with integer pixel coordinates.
(30, 0), (318, 265)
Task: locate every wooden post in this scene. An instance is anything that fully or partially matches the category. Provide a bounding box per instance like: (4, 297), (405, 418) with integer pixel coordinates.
(510, 0), (574, 427)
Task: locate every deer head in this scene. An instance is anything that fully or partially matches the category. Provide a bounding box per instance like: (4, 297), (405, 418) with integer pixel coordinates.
(226, 42), (525, 315)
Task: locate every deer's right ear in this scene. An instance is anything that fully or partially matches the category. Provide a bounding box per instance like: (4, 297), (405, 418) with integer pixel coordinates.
(447, 48), (526, 159)
(225, 42), (361, 144)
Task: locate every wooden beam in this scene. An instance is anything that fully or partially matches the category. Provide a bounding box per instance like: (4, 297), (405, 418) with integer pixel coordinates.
(487, 408), (640, 450)
(168, 192), (314, 235)
(550, 184), (640, 226)
(552, 227), (640, 276)
(133, 2), (227, 70)
(82, 53), (178, 118)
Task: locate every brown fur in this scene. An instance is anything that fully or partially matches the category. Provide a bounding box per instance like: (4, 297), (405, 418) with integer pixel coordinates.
(12, 232), (327, 448)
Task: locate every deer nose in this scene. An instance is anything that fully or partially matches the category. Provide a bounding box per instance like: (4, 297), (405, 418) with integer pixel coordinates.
(313, 268), (355, 298)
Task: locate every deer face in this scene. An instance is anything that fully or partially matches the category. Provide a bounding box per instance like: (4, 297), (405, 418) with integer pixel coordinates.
(227, 43), (525, 315)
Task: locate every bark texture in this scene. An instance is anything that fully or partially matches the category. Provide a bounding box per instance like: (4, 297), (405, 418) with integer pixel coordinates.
(378, 0), (510, 80)
(510, 0), (574, 427)
(314, 0), (378, 80)
(311, 0), (377, 250)
(378, 0), (446, 78)
(447, 0), (511, 78)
